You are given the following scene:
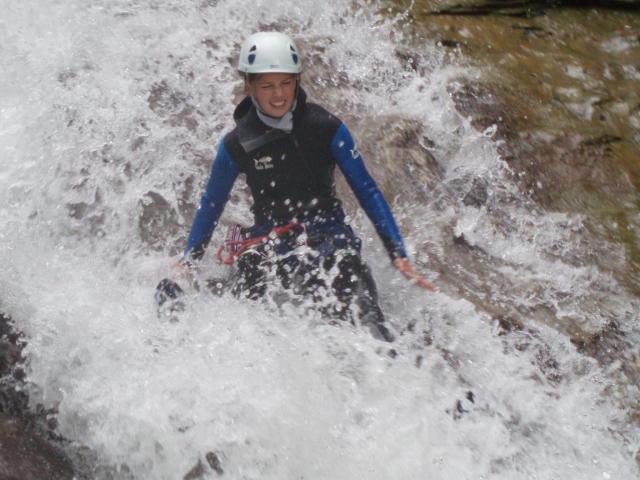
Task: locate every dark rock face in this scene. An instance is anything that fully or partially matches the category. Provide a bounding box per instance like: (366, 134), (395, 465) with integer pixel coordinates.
(139, 190), (181, 251)
(427, 0), (640, 17)
(0, 313), (78, 479)
(1, 315), (30, 420)
(183, 451), (224, 479)
(0, 412), (75, 480)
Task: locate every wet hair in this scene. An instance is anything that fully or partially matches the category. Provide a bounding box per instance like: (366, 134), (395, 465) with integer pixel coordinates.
(242, 72), (299, 84)
(243, 73), (261, 84)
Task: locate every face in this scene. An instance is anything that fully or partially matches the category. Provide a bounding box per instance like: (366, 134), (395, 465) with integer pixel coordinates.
(245, 73), (297, 118)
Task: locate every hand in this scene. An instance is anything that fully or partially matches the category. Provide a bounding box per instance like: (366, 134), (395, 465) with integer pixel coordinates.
(392, 258), (437, 292)
(171, 259), (191, 280)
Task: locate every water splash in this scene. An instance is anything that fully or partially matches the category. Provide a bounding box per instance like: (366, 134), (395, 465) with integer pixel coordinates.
(1, 0), (638, 478)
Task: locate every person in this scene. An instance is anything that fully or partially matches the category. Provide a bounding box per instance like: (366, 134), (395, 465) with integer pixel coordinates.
(165, 31), (436, 340)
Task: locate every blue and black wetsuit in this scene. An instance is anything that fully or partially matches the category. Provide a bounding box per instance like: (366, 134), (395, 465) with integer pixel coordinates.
(185, 88), (406, 262)
(184, 88), (405, 340)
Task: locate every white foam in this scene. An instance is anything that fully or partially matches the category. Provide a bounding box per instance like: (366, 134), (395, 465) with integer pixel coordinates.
(1, 0), (638, 478)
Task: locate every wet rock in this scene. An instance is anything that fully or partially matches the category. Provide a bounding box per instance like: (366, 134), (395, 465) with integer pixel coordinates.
(0, 319), (24, 379)
(446, 78), (638, 300)
(527, 342), (562, 385)
(57, 69), (77, 86)
(129, 136), (146, 151)
(570, 322), (640, 390)
(0, 412), (75, 480)
(394, 48), (421, 72)
(349, 117), (443, 204)
(184, 460), (206, 480)
(205, 451), (224, 475)
(426, 0), (640, 18)
(494, 316), (525, 335)
(452, 232), (488, 255)
(183, 452), (224, 479)
(448, 83), (512, 143)
(415, 354), (424, 368)
(0, 313), (82, 479)
(138, 191), (181, 251)
(447, 391), (476, 420)
(148, 80), (199, 131)
(436, 38), (461, 48)
(201, 37), (220, 54)
(148, 80), (185, 115)
(0, 314), (29, 419)
(580, 134), (623, 147)
(572, 321), (633, 366)
(63, 187), (106, 238)
(495, 316), (564, 386)
(510, 24), (553, 38)
(462, 177), (489, 207)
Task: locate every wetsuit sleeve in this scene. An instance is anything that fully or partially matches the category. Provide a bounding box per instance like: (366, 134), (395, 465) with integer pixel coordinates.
(330, 123), (407, 260)
(183, 138), (239, 261)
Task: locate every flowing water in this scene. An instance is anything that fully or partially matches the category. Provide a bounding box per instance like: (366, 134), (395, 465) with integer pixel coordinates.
(1, 0), (639, 478)
(399, 0), (640, 293)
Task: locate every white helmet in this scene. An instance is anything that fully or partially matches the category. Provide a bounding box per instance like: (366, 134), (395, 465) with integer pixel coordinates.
(238, 32), (302, 74)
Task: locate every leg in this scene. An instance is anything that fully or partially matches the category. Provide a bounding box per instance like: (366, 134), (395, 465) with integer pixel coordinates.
(231, 249), (270, 300)
(155, 278), (185, 323)
(331, 252), (394, 342)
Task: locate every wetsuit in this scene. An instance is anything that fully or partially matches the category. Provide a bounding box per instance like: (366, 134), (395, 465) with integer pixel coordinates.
(184, 88), (406, 340)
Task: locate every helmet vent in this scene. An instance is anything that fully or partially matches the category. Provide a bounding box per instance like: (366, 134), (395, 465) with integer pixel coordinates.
(249, 45), (257, 52)
(291, 54), (299, 64)
(248, 54), (256, 64)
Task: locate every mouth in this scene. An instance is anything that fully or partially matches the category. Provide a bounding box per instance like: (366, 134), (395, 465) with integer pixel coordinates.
(270, 100), (287, 109)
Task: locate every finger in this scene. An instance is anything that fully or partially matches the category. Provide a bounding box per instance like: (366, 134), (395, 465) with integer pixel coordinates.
(416, 277), (438, 292)
(393, 258), (437, 292)
(400, 269), (437, 292)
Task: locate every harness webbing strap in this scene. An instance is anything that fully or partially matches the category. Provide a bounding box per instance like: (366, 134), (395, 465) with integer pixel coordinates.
(216, 222), (304, 265)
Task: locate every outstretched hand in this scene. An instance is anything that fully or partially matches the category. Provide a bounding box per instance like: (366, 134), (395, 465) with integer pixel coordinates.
(171, 260), (187, 278)
(392, 258), (437, 292)
(170, 259), (194, 281)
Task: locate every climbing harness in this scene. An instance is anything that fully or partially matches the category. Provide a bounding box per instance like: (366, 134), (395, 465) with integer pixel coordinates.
(216, 222), (306, 265)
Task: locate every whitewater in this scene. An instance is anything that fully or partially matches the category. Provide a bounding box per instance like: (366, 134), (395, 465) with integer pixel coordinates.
(1, 0), (639, 478)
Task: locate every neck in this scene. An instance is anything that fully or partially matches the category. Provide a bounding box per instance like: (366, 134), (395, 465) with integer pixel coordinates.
(251, 97), (295, 132)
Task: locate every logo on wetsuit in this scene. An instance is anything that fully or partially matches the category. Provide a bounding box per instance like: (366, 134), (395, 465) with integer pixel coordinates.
(350, 147), (361, 159)
(254, 156), (274, 170)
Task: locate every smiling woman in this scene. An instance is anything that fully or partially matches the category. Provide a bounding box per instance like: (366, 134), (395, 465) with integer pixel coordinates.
(246, 73), (298, 118)
(165, 30), (437, 342)
(3, 0), (640, 477)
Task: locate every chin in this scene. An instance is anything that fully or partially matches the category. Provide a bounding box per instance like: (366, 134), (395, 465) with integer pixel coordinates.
(267, 108), (289, 117)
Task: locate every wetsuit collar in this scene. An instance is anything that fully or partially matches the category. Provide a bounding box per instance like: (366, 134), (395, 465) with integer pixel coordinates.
(234, 88), (308, 132)
(251, 96), (294, 133)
